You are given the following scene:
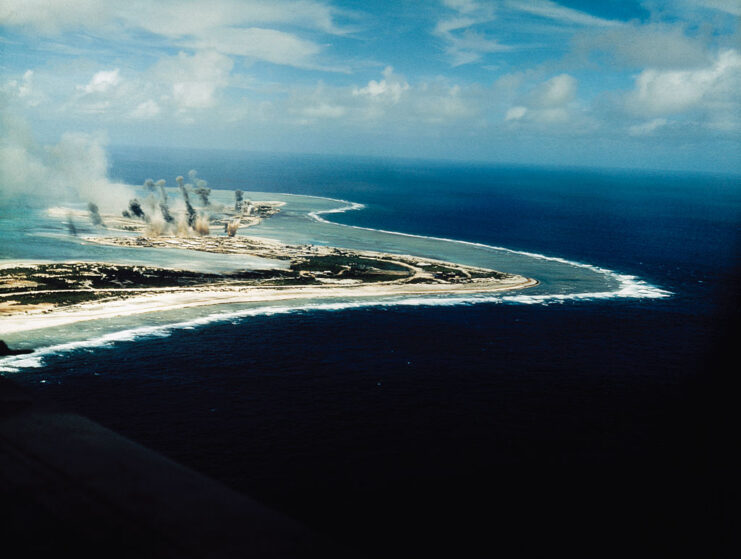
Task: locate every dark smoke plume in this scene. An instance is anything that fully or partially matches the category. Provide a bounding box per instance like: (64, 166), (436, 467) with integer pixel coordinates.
(128, 198), (146, 220)
(186, 170), (211, 206)
(160, 202), (175, 223)
(66, 213), (77, 236)
(235, 190), (243, 211)
(144, 178), (156, 192)
(88, 202), (105, 227)
(177, 178), (197, 227)
(194, 179), (210, 206)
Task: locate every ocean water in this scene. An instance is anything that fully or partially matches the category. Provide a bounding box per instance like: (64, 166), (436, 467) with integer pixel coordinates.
(2, 148), (739, 555)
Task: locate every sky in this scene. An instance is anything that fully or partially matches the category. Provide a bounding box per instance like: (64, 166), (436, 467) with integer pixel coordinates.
(1, 0), (740, 173)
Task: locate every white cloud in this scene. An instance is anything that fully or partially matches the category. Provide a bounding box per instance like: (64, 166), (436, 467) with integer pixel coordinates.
(504, 73), (581, 126)
(0, 0), (112, 34)
(123, 0), (344, 37)
(1, 0), (344, 70)
(4, 69), (44, 106)
(185, 27), (321, 69)
(625, 49), (741, 116)
(286, 68), (483, 128)
(434, 0), (616, 67)
(0, 0), (344, 35)
(505, 106), (528, 121)
(151, 51), (233, 111)
(505, 0), (618, 27)
(353, 67), (409, 103)
(435, 0), (509, 66)
(527, 73), (577, 108)
(130, 99), (161, 120)
(79, 69), (121, 94)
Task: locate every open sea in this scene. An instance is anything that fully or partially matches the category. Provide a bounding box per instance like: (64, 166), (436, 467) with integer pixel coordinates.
(2, 147), (739, 556)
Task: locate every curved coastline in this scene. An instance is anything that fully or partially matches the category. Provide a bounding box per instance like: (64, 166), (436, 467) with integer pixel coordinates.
(1, 191), (669, 373)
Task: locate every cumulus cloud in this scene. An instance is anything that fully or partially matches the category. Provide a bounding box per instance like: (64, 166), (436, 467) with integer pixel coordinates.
(526, 74), (577, 108)
(78, 69), (121, 94)
(353, 67), (410, 103)
(3, 69), (43, 107)
(504, 73), (578, 125)
(625, 49), (741, 117)
(504, 74), (594, 128)
(505, 106), (528, 121)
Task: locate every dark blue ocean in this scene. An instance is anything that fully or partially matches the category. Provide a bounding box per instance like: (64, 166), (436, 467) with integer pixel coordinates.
(13, 148), (740, 556)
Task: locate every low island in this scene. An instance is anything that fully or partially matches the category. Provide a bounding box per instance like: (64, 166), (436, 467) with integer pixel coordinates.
(0, 235), (536, 335)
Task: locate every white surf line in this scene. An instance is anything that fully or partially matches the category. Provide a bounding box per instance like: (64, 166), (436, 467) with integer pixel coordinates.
(0, 296), (490, 373)
(305, 196), (671, 300)
(0, 276), (667, 374)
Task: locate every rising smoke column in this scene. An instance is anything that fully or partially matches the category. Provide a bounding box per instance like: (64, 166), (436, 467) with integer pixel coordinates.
(159, 202), (174, 223)
(66, 213), (77, 236)
(156, 179), (167, 203)
(87, 202), (105, 227)
(194, 180), (210, 206)
(144, 178), (156, 192)
(235, 190), (243, 211)
(188, 169), (211, 206)
(153, 178), (174, 224)
(177, 175), (197, 228)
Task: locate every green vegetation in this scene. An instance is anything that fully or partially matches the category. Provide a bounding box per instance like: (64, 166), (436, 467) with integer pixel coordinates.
(290, 254), (412, 282)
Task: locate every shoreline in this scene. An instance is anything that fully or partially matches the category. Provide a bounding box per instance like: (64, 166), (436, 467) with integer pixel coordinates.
(0, 276), (537, 335)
